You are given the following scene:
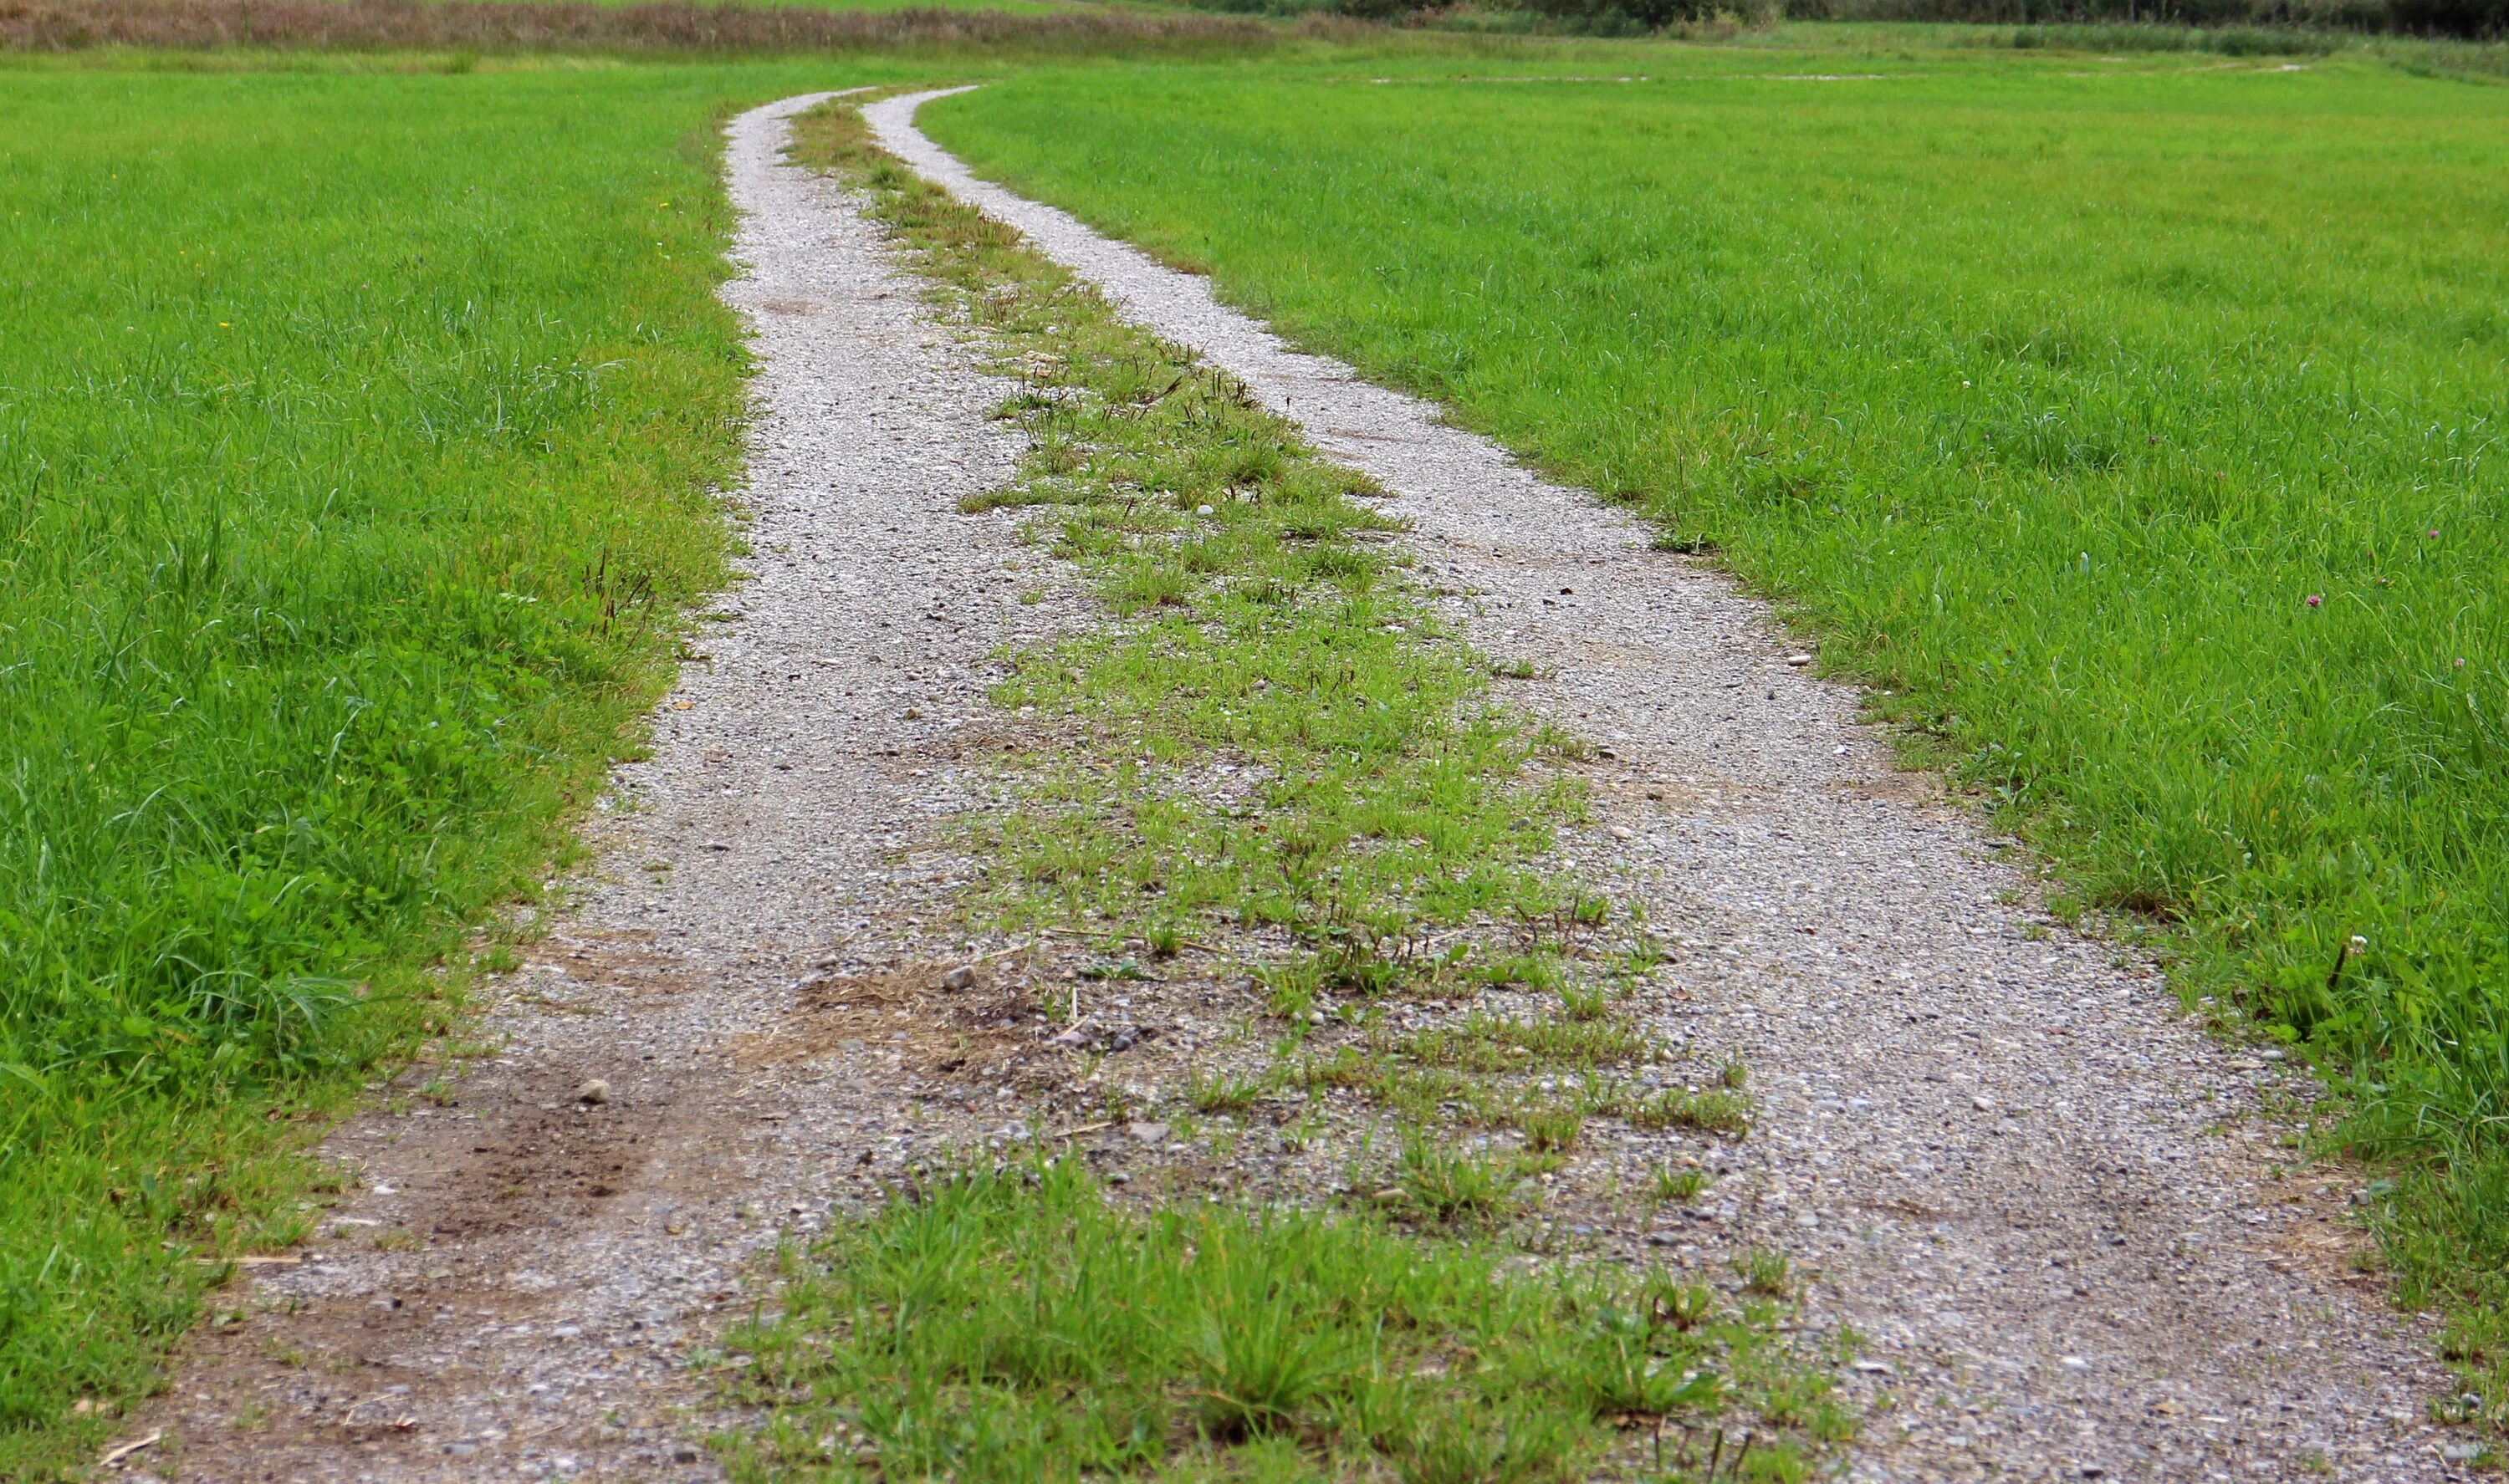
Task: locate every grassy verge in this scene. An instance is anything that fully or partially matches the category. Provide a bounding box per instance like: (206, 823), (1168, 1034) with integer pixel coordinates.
(911, 43), (2509, 1415)
(718, 95), (1848, 1480)
(0, 61), (858, 1474)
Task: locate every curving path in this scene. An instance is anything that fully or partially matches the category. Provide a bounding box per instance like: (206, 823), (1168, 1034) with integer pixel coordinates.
(125, 92), (1081, 1482)
(864, 87), (2466, 1484)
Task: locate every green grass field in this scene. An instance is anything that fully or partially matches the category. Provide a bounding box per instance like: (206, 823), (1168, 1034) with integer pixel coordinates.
(9, 19), (2508, 1471)
(917, 43), (2509, 1385)
(0, 57), (887, 1471)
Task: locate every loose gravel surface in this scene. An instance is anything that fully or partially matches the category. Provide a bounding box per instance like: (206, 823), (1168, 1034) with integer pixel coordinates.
(867, 88), (2476, 1484)
(125, 94), (1088, 1482)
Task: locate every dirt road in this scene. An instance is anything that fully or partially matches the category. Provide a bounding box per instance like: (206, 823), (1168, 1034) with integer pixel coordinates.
(122, 89), (2470, 1484)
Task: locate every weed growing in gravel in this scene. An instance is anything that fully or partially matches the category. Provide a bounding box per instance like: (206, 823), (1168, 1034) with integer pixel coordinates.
(723, 1159), (1827, 1481)
(1627, 1088), (1756, 1138)
(1394, 1131), (1521, 1224)
(1737, 1249), (1793, 1300)
(1183, 1068), (1267, 1114)
(1517, 1104), (1586, 1154)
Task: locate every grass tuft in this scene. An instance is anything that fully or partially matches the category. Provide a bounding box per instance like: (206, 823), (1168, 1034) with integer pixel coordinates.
(1397, 1132), (1523, 1223)
(723, 1159), (1822, 1481)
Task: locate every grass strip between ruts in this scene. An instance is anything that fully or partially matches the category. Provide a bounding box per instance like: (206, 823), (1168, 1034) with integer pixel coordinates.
(719, 95), (1852, 1481)
(726, 1159), (1837, 1483)
(790, 97), (1595, 1019)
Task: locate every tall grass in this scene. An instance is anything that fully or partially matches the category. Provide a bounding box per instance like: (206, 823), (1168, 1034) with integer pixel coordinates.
(922, 46), (2509, 1403)
(0, 62), (849, 1471)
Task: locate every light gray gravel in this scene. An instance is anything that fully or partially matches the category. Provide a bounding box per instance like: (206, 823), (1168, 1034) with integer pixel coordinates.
(130, 93), (1084, 1482)
(867, 86), (2473, 1484)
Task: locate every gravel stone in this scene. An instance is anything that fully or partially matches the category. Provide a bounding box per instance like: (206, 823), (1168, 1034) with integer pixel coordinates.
(868, 87), (2466, 1483)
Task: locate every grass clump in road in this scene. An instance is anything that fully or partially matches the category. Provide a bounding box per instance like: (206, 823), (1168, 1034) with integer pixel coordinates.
(725, 1158), (1819, 1482)
(0, 64), (841, 1471)
(917, 46), (2509, 1415)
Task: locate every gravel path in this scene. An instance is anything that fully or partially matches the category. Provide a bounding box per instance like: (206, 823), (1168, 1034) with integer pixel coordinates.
(129, 93), (1083, 1482)
(867, 87), (2472, 1484)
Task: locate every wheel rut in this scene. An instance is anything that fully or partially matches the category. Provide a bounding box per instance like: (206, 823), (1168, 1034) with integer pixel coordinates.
(863, 86), (2462, 1484)
(128, 92), (1082, 1482)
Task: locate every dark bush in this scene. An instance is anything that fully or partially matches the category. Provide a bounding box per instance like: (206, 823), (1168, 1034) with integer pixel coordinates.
(1516, 0), (1712, 25)
(1786, 0), (2498, 34)
(2384, 0), (2506, 33)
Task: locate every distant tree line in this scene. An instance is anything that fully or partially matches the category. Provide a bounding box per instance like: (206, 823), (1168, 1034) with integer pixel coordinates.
(1784, 0), (2494, 38)
(1218, 0), (2500, 41)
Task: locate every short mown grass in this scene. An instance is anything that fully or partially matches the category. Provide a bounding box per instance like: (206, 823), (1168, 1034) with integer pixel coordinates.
(0, 60), (859, 1473)
(919, 45), (2509, 1417)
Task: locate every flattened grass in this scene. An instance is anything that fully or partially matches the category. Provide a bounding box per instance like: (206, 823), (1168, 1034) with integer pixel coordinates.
(0, 61), (841, 1469)
(919, 44), (2509, 1406)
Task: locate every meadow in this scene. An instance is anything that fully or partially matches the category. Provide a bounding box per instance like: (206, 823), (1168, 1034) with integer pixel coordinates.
(0, 57), (887, 1468)
(7, 17), (2507, 1471)
(919, 43), (2509, 1379)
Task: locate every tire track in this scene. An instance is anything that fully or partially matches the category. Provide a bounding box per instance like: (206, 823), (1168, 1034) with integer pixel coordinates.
(126, 92), (1082, 1482)
(864, 86), (2464, 1483)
